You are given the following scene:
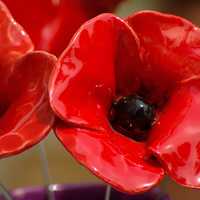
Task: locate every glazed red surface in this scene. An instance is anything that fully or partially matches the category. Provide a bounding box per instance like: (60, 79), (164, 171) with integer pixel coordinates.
(49, 11), (200, 193)
(56, 124), (164, 193)
(49, 14), (164, 193)
(127, 11), (200, 188)
(3, 0), (123, 56)
(49, 14), (141, 129)
(149, 80), (200, 188)
(0, 1), (55, 157)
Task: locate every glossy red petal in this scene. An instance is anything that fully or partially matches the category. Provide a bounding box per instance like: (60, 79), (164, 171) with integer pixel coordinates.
(148, 80), (200, 188)
(0, 51), (56, 157)
(126, 11), (200, 104)
(55, 121), (164, 193)
(49, 14), (140, 129)
(3, 0), (123, 55)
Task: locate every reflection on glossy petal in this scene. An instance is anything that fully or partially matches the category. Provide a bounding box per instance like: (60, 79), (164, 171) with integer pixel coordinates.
(55, 121), (164, 193)
(149, 81), (200, 188)
(0, 51), (56, 157)
(49, 14), (140, 130)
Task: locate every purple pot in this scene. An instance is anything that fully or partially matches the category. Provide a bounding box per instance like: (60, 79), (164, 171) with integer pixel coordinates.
(6, 184), (170, 200)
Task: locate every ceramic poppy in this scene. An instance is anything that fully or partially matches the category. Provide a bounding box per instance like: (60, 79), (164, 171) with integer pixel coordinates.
(3, 0), (124, 56)
(49, 11), (200, 193)
(0, 1), (56, 157)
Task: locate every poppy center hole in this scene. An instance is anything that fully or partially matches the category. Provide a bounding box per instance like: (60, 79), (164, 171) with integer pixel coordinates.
(109, 95), (155, 141)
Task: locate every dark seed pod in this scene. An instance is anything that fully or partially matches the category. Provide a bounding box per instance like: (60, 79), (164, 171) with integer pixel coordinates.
(110, 95), (155, 141)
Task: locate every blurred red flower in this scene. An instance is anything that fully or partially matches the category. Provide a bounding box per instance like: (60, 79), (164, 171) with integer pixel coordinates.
(3, 0), (124, 56)
(0, 1), (56, 157)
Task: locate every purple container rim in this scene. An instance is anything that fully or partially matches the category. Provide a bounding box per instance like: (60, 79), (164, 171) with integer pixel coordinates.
(12, 183), (102, 195)
(9, 183), (171, 200)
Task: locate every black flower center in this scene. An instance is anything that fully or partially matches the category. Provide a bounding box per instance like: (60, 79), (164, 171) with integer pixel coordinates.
(110, 95), (155, 141)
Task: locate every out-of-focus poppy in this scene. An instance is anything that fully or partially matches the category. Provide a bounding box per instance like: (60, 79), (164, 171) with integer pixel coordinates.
(0, 1), (56, 157)
(3, 0), (124, 56)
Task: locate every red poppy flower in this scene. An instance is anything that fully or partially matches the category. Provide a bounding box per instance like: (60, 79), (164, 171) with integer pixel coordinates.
(0, 1), (56, 157)
(49, 11), (200, 193)
(3, 0), (124, 56)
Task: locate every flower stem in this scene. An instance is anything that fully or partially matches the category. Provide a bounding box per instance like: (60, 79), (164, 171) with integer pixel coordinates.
(0, 183), (13, 200)
(104, 185), (112, 200)
(39, 142), (55, 200)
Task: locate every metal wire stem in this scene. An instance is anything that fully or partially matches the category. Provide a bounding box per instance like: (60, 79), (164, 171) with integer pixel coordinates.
(104, 185), (112, 200)
(0, 183), (13, 200)
(39, 142), (55, 200)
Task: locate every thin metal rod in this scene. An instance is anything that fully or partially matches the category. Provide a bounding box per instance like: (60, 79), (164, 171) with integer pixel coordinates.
(104, 185), (112, 200)
(39, 142), (55, 200)
(160, 177), (169, 194)
(0, 183), (13, 200)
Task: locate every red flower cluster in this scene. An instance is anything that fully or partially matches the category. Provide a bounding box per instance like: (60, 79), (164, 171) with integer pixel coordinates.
(1, 0), (200, 195)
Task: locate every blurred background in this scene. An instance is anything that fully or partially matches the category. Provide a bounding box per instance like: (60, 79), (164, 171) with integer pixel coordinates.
(1, 0), (200, 200)
(117, 0), (200, 25)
